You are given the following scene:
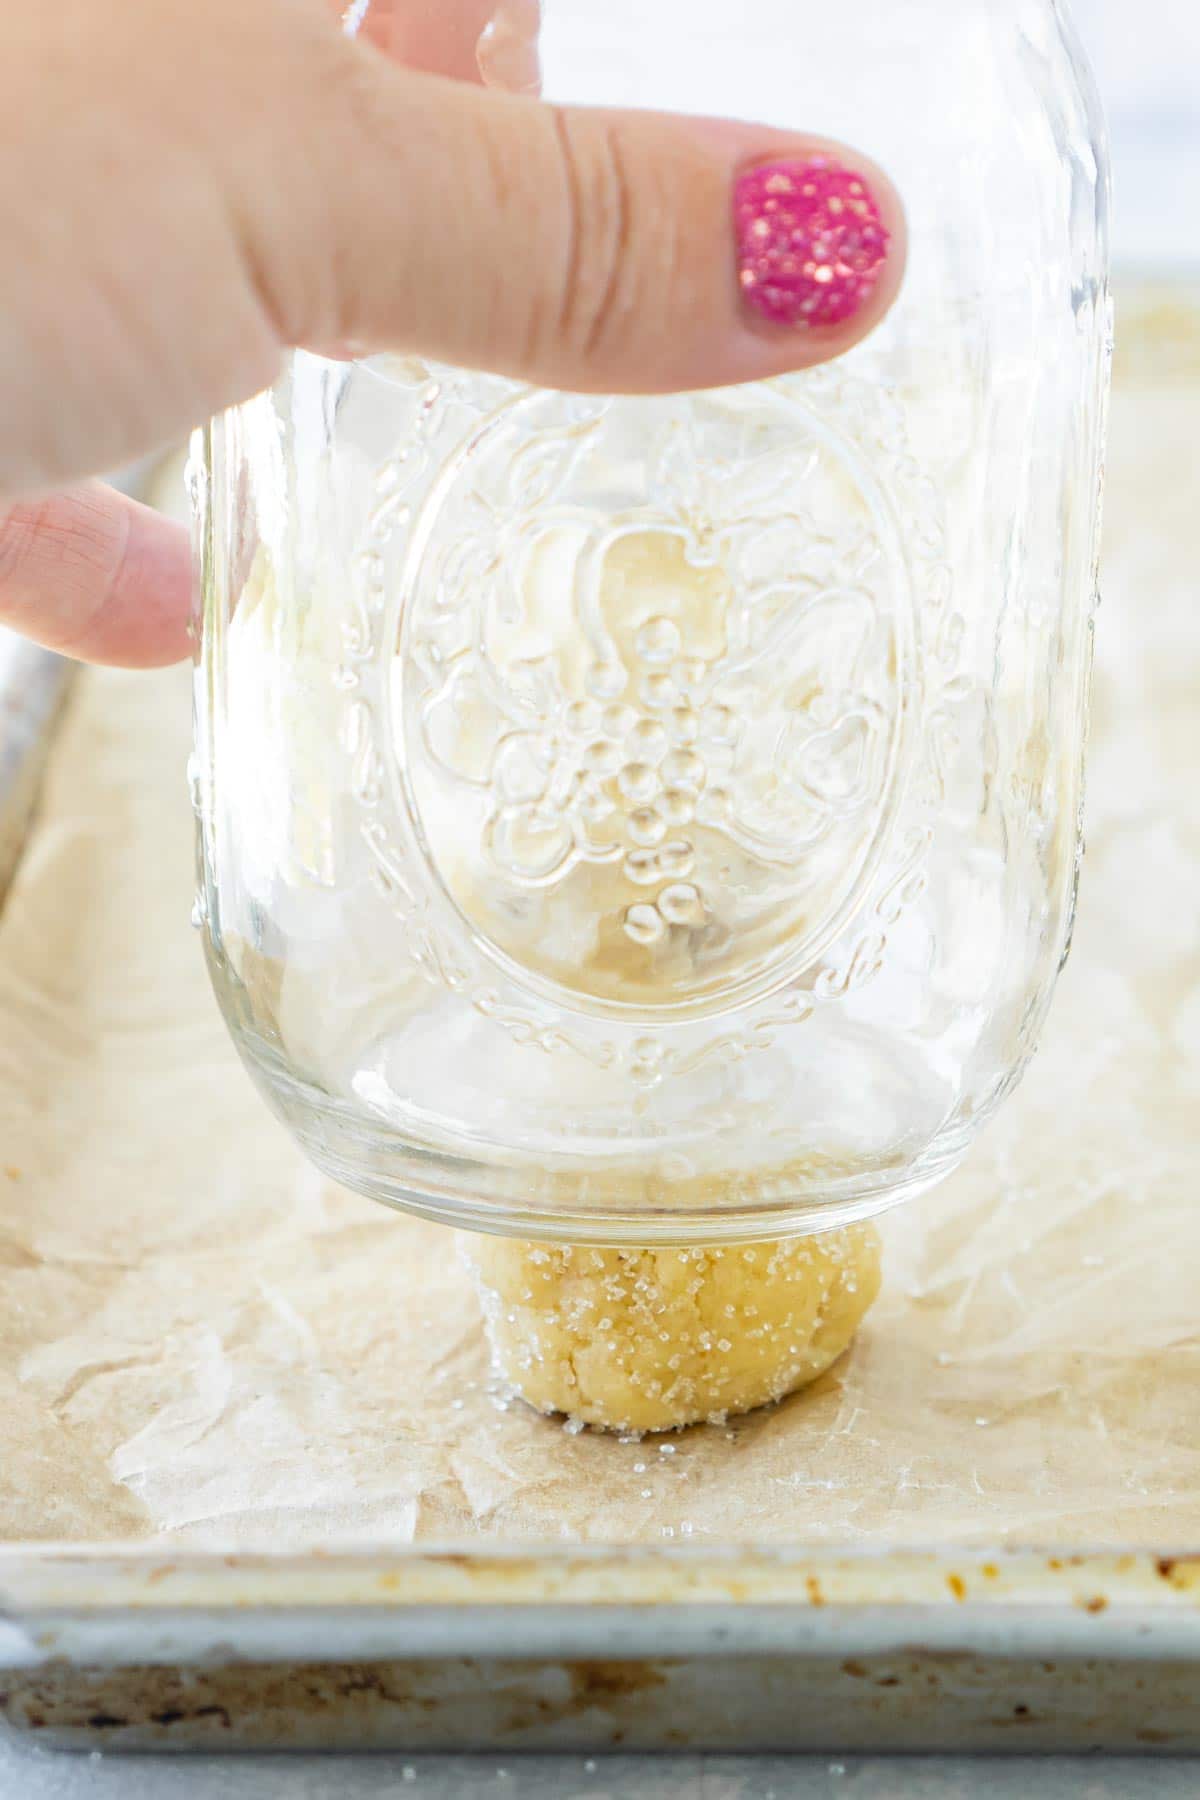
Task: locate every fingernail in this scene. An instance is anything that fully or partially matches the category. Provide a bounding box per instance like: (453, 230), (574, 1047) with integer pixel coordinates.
(477, 0), (543, 95)
(734, 156), (891, 330)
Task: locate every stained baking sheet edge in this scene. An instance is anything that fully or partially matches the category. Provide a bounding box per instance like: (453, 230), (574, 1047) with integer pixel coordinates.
(3, 1546), (1200, 1671)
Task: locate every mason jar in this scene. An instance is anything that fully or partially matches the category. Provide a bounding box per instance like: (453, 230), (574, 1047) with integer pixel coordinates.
(192, 0), (1111, 1244)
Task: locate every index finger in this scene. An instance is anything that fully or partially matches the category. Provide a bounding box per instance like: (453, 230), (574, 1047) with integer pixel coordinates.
(0, 486), (191, 670)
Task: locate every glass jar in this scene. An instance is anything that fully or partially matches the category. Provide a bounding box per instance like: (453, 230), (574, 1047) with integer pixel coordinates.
(192, 0), (1110, 1244)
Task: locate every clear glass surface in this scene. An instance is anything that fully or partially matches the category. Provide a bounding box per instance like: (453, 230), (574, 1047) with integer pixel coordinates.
(193, 0), (1111, 1242)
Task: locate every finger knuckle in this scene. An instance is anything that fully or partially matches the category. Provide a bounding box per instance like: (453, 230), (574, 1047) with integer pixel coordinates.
(548, 110), (642, 362)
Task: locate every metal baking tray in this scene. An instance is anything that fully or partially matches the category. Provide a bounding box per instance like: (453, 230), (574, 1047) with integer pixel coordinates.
(0, 632), (75, 907)
(4, 291), (1200, 1757)
(3, 1547), (1200, 1753)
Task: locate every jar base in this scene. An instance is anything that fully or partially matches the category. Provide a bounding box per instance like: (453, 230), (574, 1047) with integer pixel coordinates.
(235, 1031), (971, 1246)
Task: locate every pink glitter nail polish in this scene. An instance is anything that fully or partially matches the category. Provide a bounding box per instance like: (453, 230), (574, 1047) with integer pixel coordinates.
(734, 156), (891, 330)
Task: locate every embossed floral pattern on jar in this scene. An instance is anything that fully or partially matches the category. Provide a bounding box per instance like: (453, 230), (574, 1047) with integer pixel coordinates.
(400, 389), (913, 1011)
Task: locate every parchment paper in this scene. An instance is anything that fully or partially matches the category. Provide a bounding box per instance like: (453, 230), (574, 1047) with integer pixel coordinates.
(2, 290), (1198, 1552)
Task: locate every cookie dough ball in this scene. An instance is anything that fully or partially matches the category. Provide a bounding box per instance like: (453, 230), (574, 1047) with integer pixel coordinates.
(461, 1225), (881, 1434)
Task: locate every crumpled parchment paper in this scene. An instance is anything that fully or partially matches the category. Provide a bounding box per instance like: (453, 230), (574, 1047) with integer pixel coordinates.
(2, 288), (1198, 1552)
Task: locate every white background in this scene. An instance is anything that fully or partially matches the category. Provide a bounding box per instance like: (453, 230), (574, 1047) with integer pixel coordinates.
(1072, 0), (1200, 267)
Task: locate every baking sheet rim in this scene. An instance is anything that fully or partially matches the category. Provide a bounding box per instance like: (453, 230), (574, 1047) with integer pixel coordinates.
(5, 1544), (1200, 1674)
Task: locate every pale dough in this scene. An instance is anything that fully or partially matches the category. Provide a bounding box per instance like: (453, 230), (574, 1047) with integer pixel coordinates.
(461, 1225), (882, 1434)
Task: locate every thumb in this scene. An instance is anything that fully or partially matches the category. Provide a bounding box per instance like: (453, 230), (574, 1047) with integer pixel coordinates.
(245, 42), (905, 394)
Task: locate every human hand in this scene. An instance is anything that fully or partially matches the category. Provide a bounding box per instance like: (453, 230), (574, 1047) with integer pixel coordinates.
(0, 0), (904, 666)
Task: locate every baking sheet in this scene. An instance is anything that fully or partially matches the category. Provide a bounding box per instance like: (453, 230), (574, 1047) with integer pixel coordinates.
(1, 288), (1198, 1557)
(0, 634), (74, 907)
